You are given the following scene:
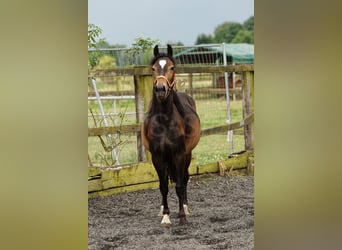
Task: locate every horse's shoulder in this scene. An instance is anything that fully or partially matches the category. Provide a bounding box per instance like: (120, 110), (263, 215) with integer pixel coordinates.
(174, 92), (197, 114)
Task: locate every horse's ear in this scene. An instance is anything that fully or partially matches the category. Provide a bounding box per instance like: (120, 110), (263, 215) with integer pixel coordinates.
(167, 44), (173, 57)
(153, 45), (159, 57)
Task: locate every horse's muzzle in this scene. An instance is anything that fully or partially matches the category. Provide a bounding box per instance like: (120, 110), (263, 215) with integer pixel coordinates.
(154, 84), (168, 98)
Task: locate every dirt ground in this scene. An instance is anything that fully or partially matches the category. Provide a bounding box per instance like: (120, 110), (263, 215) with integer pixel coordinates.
(88, 174), (254, 250)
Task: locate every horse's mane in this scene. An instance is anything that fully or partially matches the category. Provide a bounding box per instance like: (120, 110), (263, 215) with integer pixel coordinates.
(172, 92), (185, 118)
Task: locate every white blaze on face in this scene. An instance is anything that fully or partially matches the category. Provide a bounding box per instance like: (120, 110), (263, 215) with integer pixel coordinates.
(159, 59), (167, 69)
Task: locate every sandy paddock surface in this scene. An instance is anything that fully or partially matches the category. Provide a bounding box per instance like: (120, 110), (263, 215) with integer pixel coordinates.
(88, 174), (254, 250)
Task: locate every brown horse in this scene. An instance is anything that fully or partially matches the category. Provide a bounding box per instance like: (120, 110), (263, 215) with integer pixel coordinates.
(141, 44), (201, 225)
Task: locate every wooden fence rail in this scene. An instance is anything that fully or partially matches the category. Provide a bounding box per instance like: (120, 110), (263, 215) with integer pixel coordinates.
(88, 150), (254, 197)
(88, 113), (254, 137)
(89, 64), (254, 77)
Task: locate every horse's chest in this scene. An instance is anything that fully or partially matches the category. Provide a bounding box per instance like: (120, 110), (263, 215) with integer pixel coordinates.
(148, 115), (185, 152)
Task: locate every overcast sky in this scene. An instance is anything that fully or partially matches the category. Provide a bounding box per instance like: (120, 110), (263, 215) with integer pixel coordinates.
(88, 0), (254, 46)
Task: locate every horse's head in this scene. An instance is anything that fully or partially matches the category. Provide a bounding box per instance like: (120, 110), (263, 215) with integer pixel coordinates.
(151, 44), (176, 100)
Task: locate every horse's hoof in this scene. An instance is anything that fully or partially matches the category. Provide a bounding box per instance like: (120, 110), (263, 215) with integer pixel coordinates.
(179, 217), (188, 225)
(161, 214), (171, 226)
(183, 204), (190, 215)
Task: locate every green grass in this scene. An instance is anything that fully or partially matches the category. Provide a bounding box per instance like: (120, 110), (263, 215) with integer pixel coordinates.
(88, 99), (136, 128)
(193, 133), (245, 165)
(88, 76), (134, 92)
(88, 97), (242, 128)
(88, 75), (246, 166)
(88, 97), (245, 166)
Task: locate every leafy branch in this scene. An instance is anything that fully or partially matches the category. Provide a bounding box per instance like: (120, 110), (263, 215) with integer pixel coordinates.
(126, 37), (160, 65)
(88, 23), (106, 69)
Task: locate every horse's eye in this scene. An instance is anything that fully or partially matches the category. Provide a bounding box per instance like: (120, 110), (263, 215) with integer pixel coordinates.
(170, 66), (175, 71)
(152, 67), (155, 71)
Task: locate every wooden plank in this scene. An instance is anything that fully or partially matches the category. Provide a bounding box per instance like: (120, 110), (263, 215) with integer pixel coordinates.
(100, 160), (197, 191)
(88, 179), (102, 192)
(88, 124), (140, 136)
(197, 162), (218, 174)
(200, 113), (254, 136)
(101, 162), (159, 190)
(88, 167), (101, 177)
(88, 181), (160, 198)
(89, 64), (254, 77)
(88, 151), (253, 197)
(197, 152), (250, 174)
(188, 160), (197, 175)
(87, 152), (252, 196)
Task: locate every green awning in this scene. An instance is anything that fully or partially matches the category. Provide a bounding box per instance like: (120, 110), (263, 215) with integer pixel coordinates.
(174, 43), (254, 64)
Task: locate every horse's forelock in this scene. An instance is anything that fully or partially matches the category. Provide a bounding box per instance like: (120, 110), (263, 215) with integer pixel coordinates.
(150, 54), (176, 66)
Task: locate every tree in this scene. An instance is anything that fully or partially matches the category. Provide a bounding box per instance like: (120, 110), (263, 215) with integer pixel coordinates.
(243, 16), (254, 31)
(126, 37), (160, 65)
(194, 16), (254, 45)
(214, 22), (243, 43)
(195, 33), (215, 45)
(231, 29), (253, 43)
(165, 41), (184, 46)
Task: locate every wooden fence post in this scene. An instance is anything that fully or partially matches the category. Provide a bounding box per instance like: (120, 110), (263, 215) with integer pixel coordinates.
(134, 74), (153, 161)
(188, 73), (193, 96)
(242, 70), (254, 151)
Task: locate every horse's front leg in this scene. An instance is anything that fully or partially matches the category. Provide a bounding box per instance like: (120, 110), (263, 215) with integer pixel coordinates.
(159, 177), (171, 226)
(154, 162), (171, 226)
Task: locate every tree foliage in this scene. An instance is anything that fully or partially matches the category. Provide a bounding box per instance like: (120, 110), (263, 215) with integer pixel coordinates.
(88, 23), (103, 49)
(195, 33), (215, 45)
(126, 37), (160, 65)
(195, 16), (254, 45)
(231, 29), (253, 43)
(88, 23), (105, 69)
(94, 55), (116, 70)
(214, 22), (243, 43)
(167, 41), (184, 46)
(243, 16), (254, 31)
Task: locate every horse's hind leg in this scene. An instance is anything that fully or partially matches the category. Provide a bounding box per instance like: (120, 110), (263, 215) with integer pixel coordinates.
(183, 171), (190, 216)
(175, 181), (187, 225)
(183, 153), (191, 216)
(175, 155), (189, 225)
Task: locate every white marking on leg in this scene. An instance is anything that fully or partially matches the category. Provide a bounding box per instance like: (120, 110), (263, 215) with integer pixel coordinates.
(161, 214), (171, 225)
(183, 204), (190, 215)
(159, 59), (166, 69)
(158, 205), (164, 216)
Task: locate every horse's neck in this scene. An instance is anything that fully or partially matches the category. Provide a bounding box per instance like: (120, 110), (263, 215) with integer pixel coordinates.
(151, 92), (174, 115)
(150, 91), (187, 120)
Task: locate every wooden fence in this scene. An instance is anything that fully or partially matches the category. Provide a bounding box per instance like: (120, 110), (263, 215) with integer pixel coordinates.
(88, 64), (254, 196)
